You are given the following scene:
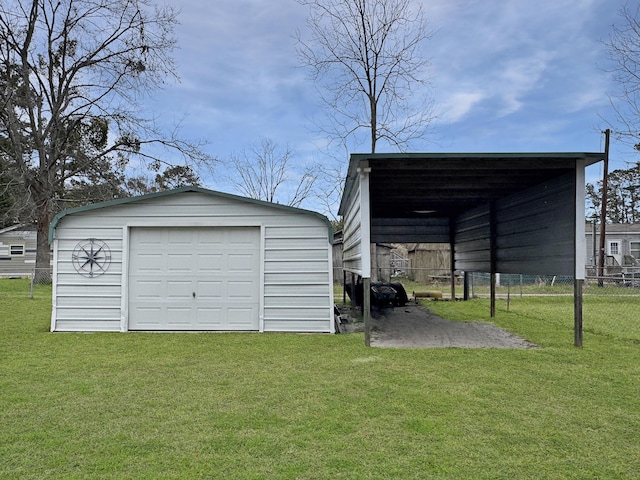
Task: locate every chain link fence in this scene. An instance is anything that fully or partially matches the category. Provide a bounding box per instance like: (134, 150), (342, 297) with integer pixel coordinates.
(342, 267), (640, 344)
(467, 272), (640, 343)
(0, 268), (52, 299)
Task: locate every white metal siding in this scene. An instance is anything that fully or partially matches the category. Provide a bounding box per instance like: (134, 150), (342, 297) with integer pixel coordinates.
(343, 176), (364, 276)
(263, 225), (333, 332)
(52, 227), (123, 332)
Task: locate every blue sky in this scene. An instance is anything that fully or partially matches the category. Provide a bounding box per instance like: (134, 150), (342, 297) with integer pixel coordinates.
(143, 0), (631, 215)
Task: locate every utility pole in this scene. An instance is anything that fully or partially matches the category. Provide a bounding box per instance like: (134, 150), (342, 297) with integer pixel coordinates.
(598, 129), (611, 287)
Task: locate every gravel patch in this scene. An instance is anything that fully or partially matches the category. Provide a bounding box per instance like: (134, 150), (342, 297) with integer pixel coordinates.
(365, 303), (537, 349)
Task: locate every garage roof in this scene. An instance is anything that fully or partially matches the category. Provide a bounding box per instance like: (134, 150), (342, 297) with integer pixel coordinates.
(339, 152), (604, 220)
(49, 186), (333, 243)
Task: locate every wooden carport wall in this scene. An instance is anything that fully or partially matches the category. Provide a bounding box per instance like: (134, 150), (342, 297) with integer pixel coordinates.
(338, 153), (604, 347)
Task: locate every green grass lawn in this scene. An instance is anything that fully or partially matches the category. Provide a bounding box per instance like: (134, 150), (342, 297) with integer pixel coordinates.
(2, 279), (640, 479)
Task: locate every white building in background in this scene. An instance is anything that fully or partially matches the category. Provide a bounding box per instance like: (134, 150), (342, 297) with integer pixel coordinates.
(0, 224), (37, 276)
(585, 223), (640, 275)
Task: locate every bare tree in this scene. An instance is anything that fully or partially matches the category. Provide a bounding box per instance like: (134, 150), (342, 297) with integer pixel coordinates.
(313, 162), (344, 223)
(227, 138), (317, 208)
(0, 0), (211, 276)
(296, 0), (435, 153)
(605, 4), (640, 150)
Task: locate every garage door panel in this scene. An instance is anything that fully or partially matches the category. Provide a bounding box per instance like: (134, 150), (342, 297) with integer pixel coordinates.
(196, 308), (223, 328)
(197, 254), (223, 272)
(134, 253), (163, 272)
(129, 227), (260, 331)
(228, 229), (256, 245)
(137, 237), (163, 247)
(228, 253), (255, 272)
(227, 307), (256, 327)
(133, 280), (163, 299)
(167, 254), (193, 273)
(132, 306), (163, 328)
(166, 307), (193, 326)
(166, 280), (192, 299)
(168, 229), (192, 245)
(197, 228), (224, 244)
(197, 280), (223, 299)
(228, 281), (254, 300)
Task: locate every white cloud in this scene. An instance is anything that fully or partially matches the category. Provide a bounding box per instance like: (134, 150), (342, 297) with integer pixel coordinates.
(427, 0), (618, 139)
(439, 91), (486, 123)
(494, 52), (553, 116)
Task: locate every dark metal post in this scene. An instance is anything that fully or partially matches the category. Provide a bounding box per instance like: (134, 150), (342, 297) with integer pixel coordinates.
(591, 222), (597, 269)
(598, 129), (610, 287)
(490, 272), (496, 317)
(463, 272), (470, 300)
(449, 218), (456, 300)
(574, 278), (583, 347)
(490, 202), (497, 317)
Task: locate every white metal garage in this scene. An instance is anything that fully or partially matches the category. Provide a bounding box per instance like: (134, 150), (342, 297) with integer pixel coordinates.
(49, 187), (334, 333)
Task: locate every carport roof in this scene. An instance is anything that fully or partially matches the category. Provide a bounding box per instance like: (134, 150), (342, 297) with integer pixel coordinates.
(338, 152), (604, 219)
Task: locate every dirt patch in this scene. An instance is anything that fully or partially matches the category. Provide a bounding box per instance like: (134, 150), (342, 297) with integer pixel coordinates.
(340, 303), (537, 349)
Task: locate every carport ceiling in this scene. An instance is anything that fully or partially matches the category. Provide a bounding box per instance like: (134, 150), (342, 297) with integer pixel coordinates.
(342, 152), (604, 219)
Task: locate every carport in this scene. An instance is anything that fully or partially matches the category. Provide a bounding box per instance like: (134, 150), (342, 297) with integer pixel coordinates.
(338, 152), (605, 347)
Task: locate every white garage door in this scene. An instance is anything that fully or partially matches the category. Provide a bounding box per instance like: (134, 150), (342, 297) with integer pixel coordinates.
(128, 227), (260, 330)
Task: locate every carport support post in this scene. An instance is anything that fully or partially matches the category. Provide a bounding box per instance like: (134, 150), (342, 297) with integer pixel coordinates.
(489, 202), (497, 317)
(574, 279), (583, 347)
(350, 273), (356, 314)
(343, 270), (347, 305)
(449, 219), (456, 300)
(363, 277), (371, 347)
(574, 156), (587, 348)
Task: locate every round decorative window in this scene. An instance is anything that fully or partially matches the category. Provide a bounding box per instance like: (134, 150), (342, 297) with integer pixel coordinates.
(72, 238), (112, 277)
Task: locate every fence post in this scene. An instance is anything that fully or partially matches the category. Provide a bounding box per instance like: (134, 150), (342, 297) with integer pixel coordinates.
(490, 272), (496, 317)
(463, 272), (470, 300)
(30, 270), (35, 299)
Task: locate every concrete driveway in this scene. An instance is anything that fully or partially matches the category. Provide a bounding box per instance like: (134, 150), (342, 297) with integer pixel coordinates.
(366, 303), (537, 349)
